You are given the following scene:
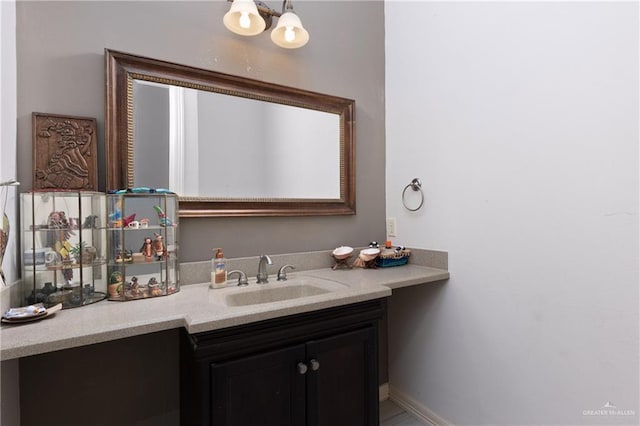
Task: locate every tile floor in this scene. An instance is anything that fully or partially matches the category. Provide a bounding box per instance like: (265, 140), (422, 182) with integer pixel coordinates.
(380, 399), (427, 426)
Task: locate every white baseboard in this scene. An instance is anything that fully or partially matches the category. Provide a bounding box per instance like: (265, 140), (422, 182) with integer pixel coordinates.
(389, 384), (453, 426)
(379, 383), (389, 402)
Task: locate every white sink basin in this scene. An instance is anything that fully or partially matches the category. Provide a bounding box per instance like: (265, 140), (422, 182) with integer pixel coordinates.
(224, 277), (347, 307)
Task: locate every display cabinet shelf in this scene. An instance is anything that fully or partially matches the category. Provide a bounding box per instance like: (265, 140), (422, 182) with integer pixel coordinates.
(21, 190), (108, 309)
(106, 192), (180, 301)
(27, 260), (108, 273)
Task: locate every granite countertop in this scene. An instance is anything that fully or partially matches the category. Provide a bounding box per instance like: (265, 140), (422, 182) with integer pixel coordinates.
(1, 251), (449, 361)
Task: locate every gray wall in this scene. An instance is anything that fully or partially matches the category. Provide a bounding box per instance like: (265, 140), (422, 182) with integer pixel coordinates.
(13, 2), (385, 424)
(16, 0), (386, 262)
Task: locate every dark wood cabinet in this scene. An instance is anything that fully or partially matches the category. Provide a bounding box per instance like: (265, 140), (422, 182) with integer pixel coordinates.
(306, 327), (377, 426)
(210, 344), (307, 426)
(181, 299), (384, 426)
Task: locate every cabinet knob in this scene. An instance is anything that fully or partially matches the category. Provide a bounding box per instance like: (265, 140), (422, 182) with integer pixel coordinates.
(310, 359), (320, 371)
(297, 362), (308, 375)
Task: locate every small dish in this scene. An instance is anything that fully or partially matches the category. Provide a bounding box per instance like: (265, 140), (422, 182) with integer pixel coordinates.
(359, 248), (380, 262)
(2, 303), (62, 324)
(332, 246), (354, 260)
(3, 303), (46, 319)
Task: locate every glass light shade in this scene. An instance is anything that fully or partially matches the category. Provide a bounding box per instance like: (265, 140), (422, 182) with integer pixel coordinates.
(223, 0), (266, 36)
(270, 12), (309, 49)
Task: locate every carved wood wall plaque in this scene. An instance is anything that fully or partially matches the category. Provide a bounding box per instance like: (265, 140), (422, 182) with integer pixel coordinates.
(32, 113), (98, 191)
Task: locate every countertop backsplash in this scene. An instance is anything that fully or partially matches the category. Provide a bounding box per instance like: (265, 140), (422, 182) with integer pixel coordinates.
(0, 248), (447, 314)
(180, 247), (448, 286)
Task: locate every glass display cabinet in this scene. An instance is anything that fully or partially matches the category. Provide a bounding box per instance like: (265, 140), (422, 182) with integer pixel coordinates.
(106, 192), (179, 301)
(21, 191), (107, 308)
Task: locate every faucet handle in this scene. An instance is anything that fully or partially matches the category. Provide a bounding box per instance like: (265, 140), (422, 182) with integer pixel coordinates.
(277, 265), (296, 281)
(228, 270), (249, 286)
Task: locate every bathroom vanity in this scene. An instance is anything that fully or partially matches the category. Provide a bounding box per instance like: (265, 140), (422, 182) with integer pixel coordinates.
(1, 249), (448, 425)
(181, 300), (383, 426)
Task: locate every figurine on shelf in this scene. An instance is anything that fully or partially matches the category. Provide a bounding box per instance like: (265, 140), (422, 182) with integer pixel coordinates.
(153, 205), (175, 227)
(114, 249), (132, 263)
(108, 271), (123, 298)
(82, 214), (100, 229)
(109, 199), (135, 228)
(46, 210), (77, 284)
(140, 237), (153, 261)
(46, 210), (74, 248)
(128, 276), (142, 298)
(109, 199), (122, 227)
(148, 277), (162, 296)
(152, 233), (165, 260)
(68, 217), (80, 230)
(122, 214), (137, 228)
(61, 263), (74, 286)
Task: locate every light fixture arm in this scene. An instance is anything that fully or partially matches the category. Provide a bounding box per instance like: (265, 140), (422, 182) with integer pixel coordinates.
(281, 0), (294, 14)
(256, 1), (281, 18)
(255, 1), (280, 30)
(254, 0), (294, 16)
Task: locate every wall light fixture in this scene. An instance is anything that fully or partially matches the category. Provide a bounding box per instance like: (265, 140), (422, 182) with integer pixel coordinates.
(223, 0), (309, 49)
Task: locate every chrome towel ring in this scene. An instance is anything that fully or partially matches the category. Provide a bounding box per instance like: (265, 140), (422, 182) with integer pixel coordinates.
(402, 178), (424, 211)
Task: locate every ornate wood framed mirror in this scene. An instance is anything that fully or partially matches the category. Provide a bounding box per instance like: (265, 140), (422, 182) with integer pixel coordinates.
(105, 49), (355, 217)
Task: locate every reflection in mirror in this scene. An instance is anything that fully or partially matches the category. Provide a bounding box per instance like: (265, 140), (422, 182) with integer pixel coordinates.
(106, 49), (355, 217)
(133, 81), (340, 199)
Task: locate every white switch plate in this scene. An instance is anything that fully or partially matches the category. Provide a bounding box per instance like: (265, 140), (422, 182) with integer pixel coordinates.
(387, 217), (397, 238)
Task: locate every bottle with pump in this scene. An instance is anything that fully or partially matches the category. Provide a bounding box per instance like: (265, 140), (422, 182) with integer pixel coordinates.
(211, 248), (227, 289)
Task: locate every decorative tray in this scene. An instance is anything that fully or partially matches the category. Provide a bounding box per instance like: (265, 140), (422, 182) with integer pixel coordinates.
(2, 303), (62, 324)
(375, 248), (411, 268)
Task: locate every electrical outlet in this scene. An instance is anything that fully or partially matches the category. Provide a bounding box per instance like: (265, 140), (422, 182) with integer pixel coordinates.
(386, 217), (397, 238)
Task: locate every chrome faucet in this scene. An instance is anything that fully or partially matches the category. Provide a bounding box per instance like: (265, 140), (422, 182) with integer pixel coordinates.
(256, 254), (273, 284)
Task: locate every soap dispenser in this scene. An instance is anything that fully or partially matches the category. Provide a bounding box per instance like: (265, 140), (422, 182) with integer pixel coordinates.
(211, 248), (227, 289)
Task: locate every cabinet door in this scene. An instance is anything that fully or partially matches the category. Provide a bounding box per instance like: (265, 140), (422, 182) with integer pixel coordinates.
(306, 327), (378, 426)
(210, 344), (307, 426)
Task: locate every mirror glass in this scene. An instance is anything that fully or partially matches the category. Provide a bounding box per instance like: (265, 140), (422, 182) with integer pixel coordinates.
(105, 50), (355, 217)
(133, 81), (340, 199)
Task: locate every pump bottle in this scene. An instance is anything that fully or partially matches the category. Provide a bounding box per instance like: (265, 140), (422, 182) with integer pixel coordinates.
(211, 248), (227, 289)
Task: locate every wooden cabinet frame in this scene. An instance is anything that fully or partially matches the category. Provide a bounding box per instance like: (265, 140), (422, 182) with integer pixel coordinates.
(180, 299), (385, 425)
